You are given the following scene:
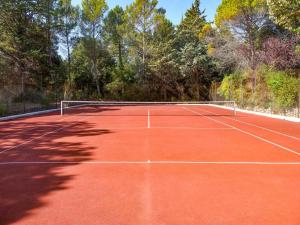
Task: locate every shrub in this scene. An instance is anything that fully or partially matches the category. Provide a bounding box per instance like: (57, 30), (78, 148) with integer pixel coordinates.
(105, 79), (125, 99)
(266, 69), (299, 111)
(218, 72), (245, 101)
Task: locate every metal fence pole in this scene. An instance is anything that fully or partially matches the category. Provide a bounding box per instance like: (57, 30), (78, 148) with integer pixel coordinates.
(60, 101), (63, 116)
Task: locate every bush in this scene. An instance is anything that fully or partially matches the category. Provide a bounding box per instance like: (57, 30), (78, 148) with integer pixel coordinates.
(218, 66), (300, 112)
(266, 69), (299, 111)
(218, 72), (245, 101)
(105, 79), (125, 99)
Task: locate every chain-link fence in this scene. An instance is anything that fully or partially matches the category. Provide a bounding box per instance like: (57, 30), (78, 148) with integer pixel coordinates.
(0, 80), (62, 117)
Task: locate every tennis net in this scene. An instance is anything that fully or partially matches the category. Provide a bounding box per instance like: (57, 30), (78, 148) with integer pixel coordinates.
(60, 101), (237, 117)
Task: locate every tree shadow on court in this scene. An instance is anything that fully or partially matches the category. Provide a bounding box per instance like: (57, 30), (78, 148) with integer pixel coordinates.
(0, 120), (112, 225)
(0, 107), (119, 138)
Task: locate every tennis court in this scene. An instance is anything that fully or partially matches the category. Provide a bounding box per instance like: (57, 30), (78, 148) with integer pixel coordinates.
(1, 102), (300, 225)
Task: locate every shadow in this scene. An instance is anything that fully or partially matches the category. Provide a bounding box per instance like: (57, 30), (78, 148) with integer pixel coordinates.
(0, 119), (112, 225)
(0, 106), (119, 139)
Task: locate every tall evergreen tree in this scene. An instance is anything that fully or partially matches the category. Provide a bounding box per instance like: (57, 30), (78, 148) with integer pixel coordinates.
(178, 0), (206, 44)
(104, 6), (125, 69)
(149, 11), (179, 100)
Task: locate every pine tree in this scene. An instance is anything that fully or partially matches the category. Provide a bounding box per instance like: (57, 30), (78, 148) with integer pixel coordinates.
(149, 12), (179, 100)
(81, 0), (108, 97)
(178, 0), (206, 44)
(104, 6), (125, 69)
(124, 0), (158, 78)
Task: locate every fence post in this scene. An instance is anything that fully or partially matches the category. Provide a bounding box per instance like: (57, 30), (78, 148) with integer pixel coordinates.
(297, 87), (300, 118)
(60, 101), (63, 116)
(233, 101), (237, 116)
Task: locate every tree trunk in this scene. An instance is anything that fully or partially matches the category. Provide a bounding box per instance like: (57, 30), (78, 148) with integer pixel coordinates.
(92, 23), (101, 97)
(67, 34), (71, 81)
(63, 32), (72, 100)
(118, 41), (123, 69)
(249, 29), (257, 94)
(46, 0), (53, 93)
(142, 4), (146, 78)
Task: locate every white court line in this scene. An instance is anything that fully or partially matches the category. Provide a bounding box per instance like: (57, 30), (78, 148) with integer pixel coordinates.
(182, 107), (300, 157)
(1, 160), (300, 165)
(148, 108), (150, 129)
(207, 109), (300, 141)
(151, 127), (234, 130)
(90, 127), (233, 130)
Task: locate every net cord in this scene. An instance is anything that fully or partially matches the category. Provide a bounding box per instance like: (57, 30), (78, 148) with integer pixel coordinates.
(60, 100), (237, 116)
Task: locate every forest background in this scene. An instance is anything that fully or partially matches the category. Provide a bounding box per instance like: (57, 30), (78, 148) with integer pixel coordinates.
(0, 0), (299, 116)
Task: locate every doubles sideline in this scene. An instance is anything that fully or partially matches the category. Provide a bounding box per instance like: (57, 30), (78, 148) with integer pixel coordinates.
(182, 107), (300, 157)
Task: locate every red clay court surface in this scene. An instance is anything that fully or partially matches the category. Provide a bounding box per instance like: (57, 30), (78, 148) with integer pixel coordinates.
(1, 104), (300, 225)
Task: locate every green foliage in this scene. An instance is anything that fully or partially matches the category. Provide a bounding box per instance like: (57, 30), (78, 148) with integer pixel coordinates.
(148, 13), (180, 100)
(124, 0), (159, 77)
(268, 0), (300, 35)
(215, 0), (266, 27)
(178, 0), (206, 44)
(104, 6), (125, 68)
(82, 0), (107, 23)
(266, 69), (299, 110)
(0, 0), (65, 115)
(200, 23), (213, 38)
(81, 0), (108, 97)
(180, 43), (219, 100)
(1, 0), (299, 117)
(57, 0), (80, 93)
(218, 66), (299, 112)
(218, 72), (244, 101)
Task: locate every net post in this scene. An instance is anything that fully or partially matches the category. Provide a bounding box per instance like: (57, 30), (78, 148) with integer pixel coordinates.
(61, 101), (63, 116)
(233, 101), (237, 116)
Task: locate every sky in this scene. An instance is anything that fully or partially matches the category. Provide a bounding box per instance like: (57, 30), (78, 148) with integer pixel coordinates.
(71, 0), (222, 24)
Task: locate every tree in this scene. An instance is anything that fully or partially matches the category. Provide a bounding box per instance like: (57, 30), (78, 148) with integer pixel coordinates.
(70, 38), (115, 99)
(215, 0), (268, 91)
(104, 6), (125, 69)
(81, 0), (108, 97)
(260, 36), (300, 70)
(57, 0), (79, 82)
(267, 0), (300, 35)
(124, 0), (158, 78)
(267, 0), (300, 109)
(38, 0), (61, 92)
(0, 0), (65, 113)
(175, 0), (216, 100)
(178, 0), (206, 44)
(149, 11), (180, 100)
(180, 43), (218, 100)
(266, 69), (299, 112)
(203, 27), (240, 75)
